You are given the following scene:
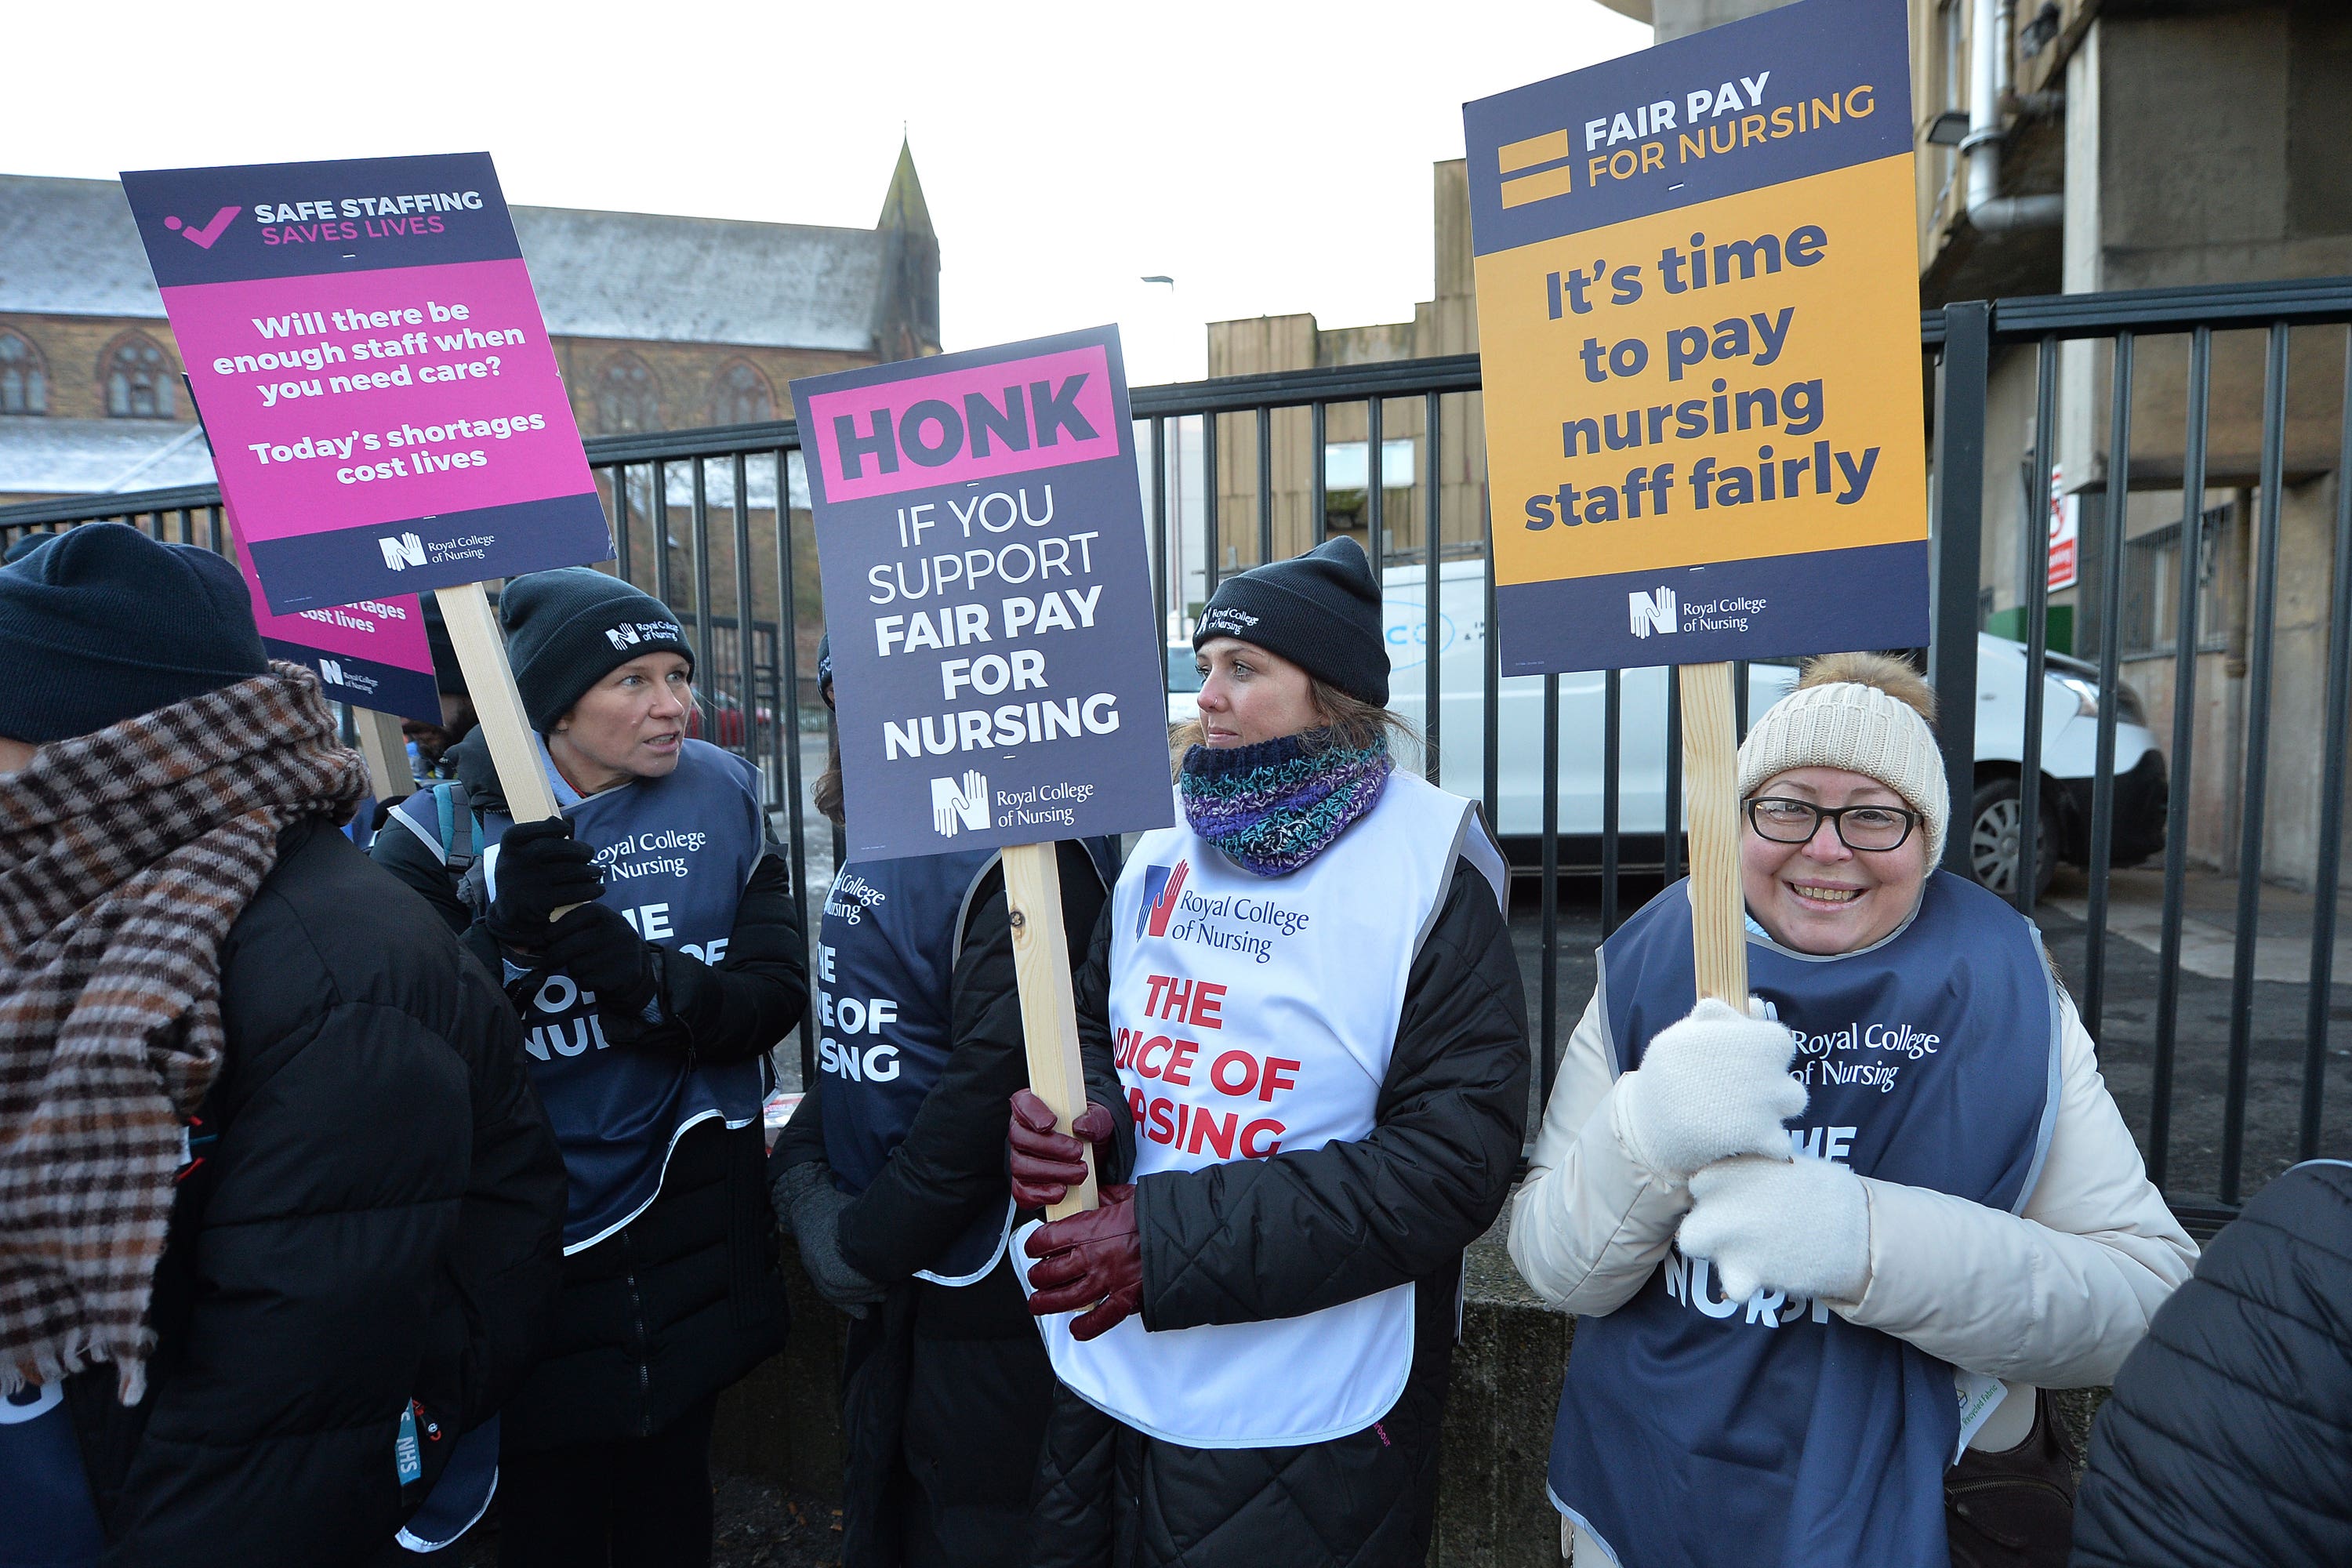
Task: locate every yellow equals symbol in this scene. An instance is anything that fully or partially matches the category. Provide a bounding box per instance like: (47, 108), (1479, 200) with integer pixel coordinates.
(1498, 129), (1576, 209)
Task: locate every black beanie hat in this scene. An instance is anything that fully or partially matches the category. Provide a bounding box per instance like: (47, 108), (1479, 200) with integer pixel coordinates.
(0, 521), (269, 742)
(499, 568), (695, 731)
(4, 531), (57, 564)
(419, 590), (469, 698)
(1192, 535), (1388, 706)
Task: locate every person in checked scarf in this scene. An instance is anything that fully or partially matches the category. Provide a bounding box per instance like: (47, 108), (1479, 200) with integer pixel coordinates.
(0, 524), (567, 1568)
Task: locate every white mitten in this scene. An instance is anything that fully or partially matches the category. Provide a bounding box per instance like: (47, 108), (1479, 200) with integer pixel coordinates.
(1611, 998), (1806, 1180)
(1679, 1154), (1871, 1305)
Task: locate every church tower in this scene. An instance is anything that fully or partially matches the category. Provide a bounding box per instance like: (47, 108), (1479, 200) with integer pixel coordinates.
(873, 139), (941, 361)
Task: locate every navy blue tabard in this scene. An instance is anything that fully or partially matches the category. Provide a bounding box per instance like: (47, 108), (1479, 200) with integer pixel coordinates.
(0, 1383), (102, 1568)
(817, 843), (1110, 1284)
(480, 739), (769, 1253)
(1549, 870), (2061, 1568)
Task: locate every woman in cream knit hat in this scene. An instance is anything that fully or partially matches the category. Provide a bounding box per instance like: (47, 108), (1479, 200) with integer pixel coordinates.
(1509, 652), (2195, 1568)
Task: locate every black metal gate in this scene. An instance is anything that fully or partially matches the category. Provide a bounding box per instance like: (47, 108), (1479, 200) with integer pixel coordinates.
(8, 274), (2351, 1226)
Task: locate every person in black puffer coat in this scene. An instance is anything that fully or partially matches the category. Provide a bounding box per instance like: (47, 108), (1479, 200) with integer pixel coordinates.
(370, 569), (806, 1568)
(0, 524), (565, 1568)
(1010, 540), (1530, 1568)
(2071, 1159), (2352, 1567)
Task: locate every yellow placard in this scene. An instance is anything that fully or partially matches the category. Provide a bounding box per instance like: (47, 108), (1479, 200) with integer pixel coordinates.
(1478, 154), (1925, 588)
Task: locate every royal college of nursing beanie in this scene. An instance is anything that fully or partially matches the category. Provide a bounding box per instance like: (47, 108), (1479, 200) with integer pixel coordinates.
(1737, 677), (1950, 863)
(0, 521), (269, 742)
(1192, 535), (1389, 706)
(499, 568), (695, 732)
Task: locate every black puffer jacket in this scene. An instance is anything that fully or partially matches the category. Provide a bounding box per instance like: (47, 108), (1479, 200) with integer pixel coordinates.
(2071, 1160), (2352, 1567)
(774, 838), (1115, 1568)
(1028, 858), (1530, 1568)
(371, 731), (807, 1448)
(64, 816), (567, 1567)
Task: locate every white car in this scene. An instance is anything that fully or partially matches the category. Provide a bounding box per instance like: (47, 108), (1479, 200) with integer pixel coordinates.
(1169, 558), (2166, 896)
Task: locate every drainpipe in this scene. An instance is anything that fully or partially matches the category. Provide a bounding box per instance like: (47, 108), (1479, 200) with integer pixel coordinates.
(1963, 0), (2064, 230)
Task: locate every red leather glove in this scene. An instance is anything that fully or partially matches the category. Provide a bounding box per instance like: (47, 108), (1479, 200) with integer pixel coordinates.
(1025, 1183), (1142, 1341)
(1008, 1088), (1115, 1210)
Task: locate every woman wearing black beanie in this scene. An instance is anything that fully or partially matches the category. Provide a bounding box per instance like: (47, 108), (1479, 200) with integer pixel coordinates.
(371, 566), (808, 1567)
(1007, 536), (1533, 1568)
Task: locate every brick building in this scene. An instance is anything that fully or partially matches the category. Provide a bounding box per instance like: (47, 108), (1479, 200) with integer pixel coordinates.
(0, 142), (941, 507)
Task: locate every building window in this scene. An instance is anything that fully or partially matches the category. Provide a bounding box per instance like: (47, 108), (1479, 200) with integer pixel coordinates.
(1319, 438), (1417, 537)
(0, 331), (47, 415)
(103, 334), (176, 419)
(710, 360), (775, 426)
(597, 354), (661, 433)
(2122, 506), (2230, 659)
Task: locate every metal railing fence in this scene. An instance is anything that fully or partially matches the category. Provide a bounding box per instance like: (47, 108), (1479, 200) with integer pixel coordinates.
(11, 274), (2352, 1227)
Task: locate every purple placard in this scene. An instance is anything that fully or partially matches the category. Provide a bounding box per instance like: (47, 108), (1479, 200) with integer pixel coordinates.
(792, 327), (1173, 861)
(224, 500), (441, 724)
(119, 153), (612, 612)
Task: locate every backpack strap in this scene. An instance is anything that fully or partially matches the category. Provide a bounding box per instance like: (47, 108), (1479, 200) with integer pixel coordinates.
(388, 782), (485, 920)
(440, 782), (477, 877)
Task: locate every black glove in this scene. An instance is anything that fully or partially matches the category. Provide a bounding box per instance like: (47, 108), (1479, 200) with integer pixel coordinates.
(484, 819), (603, 951)
(541, 902), (656, 1016)
(771, 1159), (884, 1317)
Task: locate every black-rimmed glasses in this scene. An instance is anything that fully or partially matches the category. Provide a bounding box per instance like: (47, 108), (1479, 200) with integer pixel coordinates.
(1745, 797), (1920, 852)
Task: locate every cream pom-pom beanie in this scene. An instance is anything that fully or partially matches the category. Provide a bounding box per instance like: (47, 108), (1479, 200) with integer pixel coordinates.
(1736, 652), (1947, 862)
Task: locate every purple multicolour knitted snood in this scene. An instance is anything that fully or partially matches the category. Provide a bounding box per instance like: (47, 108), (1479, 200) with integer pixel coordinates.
(1178, 731), (1392, 877)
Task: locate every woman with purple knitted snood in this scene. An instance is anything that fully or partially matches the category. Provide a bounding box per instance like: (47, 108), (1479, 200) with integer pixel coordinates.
(1003, 536), (1531, 1568)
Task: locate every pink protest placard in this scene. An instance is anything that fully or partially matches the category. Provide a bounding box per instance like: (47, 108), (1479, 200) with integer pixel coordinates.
(801, 343), (1118, 504)
(120, 153), (613, 613)
(226, 503), (441, 723)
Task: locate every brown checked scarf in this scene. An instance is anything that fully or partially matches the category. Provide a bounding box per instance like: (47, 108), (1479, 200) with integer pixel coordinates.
(0, 662), (365, 1403)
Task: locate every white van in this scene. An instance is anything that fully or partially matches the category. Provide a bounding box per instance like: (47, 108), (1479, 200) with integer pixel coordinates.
(1167, 558), (2168, 898)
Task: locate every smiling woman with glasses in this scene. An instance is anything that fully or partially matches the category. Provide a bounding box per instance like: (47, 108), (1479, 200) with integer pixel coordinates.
(1747, 796), (1920, 852)
(1509, 652), (2195, 1568)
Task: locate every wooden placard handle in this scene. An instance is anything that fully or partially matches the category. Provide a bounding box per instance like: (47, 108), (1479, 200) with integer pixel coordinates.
(1002, 841), (1098, 1219)
(350, 706), (416, 801)
(1678, 662), (1750, 1006)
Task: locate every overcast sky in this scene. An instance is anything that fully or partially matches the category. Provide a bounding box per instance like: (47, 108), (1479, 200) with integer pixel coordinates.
(12, 0), (1649, 386)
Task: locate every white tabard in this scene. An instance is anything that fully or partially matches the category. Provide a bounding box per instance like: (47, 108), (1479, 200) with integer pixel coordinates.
(1013, 769), (1507, 1448)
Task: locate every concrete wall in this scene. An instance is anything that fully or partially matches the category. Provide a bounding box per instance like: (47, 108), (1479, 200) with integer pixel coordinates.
(715, 1236), (1576, 1565)
(717, 1236), (2111, 1566)
(1203, 161), (1489, 576)
(1940, 5), (2352, 892)
(1650, 0), (1798, 43)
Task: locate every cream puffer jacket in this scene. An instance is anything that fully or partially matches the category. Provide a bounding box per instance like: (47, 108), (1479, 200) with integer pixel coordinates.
(1511, 984), (2196, 1424)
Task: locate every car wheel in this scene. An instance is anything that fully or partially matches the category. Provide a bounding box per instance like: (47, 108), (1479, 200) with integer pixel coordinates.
(1969, 777), (2057, 900)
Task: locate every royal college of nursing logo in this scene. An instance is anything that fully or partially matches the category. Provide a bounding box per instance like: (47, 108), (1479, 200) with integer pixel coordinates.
(1134, 859), (1190, 938)
(1628, 586), (1678, 639)
(379, 531), (426, 570)
(602, 619), (683, 651)
(929, 770), (989, 837)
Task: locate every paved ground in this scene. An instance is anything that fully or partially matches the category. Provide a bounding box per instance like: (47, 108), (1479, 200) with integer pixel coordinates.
(393, 1478), (844, 1566)
(2045, 862), (2352, 985)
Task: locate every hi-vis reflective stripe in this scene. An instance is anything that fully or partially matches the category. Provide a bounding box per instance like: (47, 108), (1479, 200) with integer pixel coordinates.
(1498, 129), (1576, 208)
